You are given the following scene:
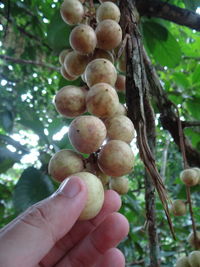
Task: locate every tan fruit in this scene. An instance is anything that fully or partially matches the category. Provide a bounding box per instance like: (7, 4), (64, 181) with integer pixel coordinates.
(104, 115), (135, 143)
(96, 2), (120, 23)
(114, 103), (127, 116)
(86, 83), (119, 118)
(85, 58), (117, 87)
(60, 65), (78, 81)
(115, 74), (126, 92)
(70, 25), (97, 55)
(98, 140), (134, 177)
(188, 251), (200, 267)
(69, 172), (104, 220)
(64, 51), (91, 76)
(92, 48), (114, 63)
(192, 167), (200, 184)
(60, 0), (84, 25)
(48, 150), (84, 182)
(176, 256), (191, 267)
(68, 115), (107, 154)
(180, 168), (199, 187)
(188, 232), (200, 249)
(95, 20), (122, 50)
(171, 199), (187, 216)
(55, 85), (86, 118)
(59, 49), (71, 65)
(96, 169), (110, 186)
(110, 176), (129, 195)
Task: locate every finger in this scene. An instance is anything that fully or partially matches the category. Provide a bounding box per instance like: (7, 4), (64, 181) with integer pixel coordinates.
(95, 248), (125, 267)
(41, 190), (121, 267)
(0, 177), (87, 267)
(56, 212), (129, 267)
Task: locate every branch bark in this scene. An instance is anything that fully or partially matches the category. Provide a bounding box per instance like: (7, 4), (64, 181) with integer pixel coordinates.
(0, 55), (59, 71)
(136, 0), (200, 31)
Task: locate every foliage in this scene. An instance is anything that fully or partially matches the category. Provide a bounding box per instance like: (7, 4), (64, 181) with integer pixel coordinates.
(0, 0), (200, 266)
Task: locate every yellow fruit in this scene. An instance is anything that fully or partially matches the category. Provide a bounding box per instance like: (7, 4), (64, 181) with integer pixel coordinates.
(171, 199), (187, 216)
(70, 172), (104, 220)
(180, 168), (199, 187)
(68, 115), (107, 154)
(188, 232), (200, 249)
(98, 140), (134, 177)
(48, 150), (84, 182)
(110, 176), (129, 195)
(188, 251), (200, 267)
(175, 256), (191, 267)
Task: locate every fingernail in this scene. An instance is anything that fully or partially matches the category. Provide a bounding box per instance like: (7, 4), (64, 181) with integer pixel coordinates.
(59, 177), (82, 198)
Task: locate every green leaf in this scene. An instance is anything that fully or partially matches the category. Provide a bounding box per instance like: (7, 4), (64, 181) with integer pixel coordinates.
(143, 21), (182, 67)
(13, 167), (55, 213)
(0, 147), (21, 174)
(192, 64), (200, 85)
(185, 97), (200, 119)
(47, 10), (71, 53)
(173, 73), (190, 89)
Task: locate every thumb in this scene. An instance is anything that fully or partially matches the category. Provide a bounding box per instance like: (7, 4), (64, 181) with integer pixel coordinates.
(0, 176), (87, 267)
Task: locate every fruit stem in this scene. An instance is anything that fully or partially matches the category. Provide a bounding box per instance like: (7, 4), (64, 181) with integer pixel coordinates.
(186, 186), (198, 249)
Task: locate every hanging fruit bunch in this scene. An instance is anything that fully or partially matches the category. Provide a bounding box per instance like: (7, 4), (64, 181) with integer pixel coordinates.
(48, 0), (136, 220)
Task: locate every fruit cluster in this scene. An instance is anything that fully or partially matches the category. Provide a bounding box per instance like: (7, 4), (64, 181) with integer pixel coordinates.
(48, 0), (136, 220)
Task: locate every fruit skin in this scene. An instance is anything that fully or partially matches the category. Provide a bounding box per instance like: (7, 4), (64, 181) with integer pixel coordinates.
(104, 115), (135, 143)
(69, 172), (104, 220)
(96, 2), (120, 23)
(68, 115), (107, 154)
(60, 66), (77, 81)
(69, 24), (97, 55)
(115, 74), (126, 92)
(192, 167), (200, 184)
(48, 150), (84, 182)
(114, 103), (127, 116)
(98, 140), (134, 177)
(110, 176), (129, 195)
(85, 58), (117, 87)
(188, 251), (200, 267)
(55, 86), (86, 118)
(171, 199), (187, 216)
(175, 256), (191, 267)
(59, 49), (71, 65)
(64, 51), (91, 76)
(60, 0), (84, 25)
(92, 48), (114, 63)
(188, 231), (200, 249)
(95, 19), (122, 50)
(86, 83), (119, 118)
(180, 168), (199, 187)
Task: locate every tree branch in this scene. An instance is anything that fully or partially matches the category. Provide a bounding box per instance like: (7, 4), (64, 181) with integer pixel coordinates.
(182, 121), (200, 128)
(0, 55), (59, 71)
(136, 0), (200, 31)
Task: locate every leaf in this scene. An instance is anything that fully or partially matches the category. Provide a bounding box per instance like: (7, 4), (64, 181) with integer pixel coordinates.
(185, 97), (200, 119)
(0, 147), (22, 174)
(192, 64), (200, 85)
(13, 167), (55, 213)
(143, 21), (182, 67)
(0, 111), (14, 132)
(173, 73), (190, 89)
(47, 10), (72, 53)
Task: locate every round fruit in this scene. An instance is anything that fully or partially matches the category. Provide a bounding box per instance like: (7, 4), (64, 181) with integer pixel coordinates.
(192, 167), (200, 184)
(110, 176), (129, 195)
(96, 2), (120, 23)
(60, 0), (84, 25)
(104, 115), (135, 143)
(175, 256), (191, 267)
(64, 51), (91, 76)
(188, 251), (200, 267)
(68, 115), (107, 154)
(70, 24), (97, 55)
(95, 19), (122, 50)
(55, 85), (87, 118)
(171, 199), (187, 216)
(98, 140), (134, 177)
(180, 168), (199, 187)
(48, 149), (84, 182)
(115, 74), (126, 92)
(96, 169), (110, 186)
(92, 48), (114, 63)
(60, 65), (78, 81)
(69, 172), (104, 220)
(86, 83), (119, 118)
(85, 58), (117, 87)
(114, 103), (127, 116)
(188, 231), (200, 249)
(59, 49), (71, 65)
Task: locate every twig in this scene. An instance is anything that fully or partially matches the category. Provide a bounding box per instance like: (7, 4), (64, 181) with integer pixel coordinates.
(160, 137), (170, 181)
(0, 55), (59, 71)
(182, 121), (200, 128)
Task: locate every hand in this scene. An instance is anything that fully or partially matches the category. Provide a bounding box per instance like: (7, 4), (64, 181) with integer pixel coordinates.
(0, 177), (129, 267)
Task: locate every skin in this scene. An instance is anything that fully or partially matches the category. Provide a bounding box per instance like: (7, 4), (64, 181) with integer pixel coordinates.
(0, 177), (129, 267)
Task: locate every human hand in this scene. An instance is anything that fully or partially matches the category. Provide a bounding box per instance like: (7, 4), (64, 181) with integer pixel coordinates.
(0, 176), (129, 267)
